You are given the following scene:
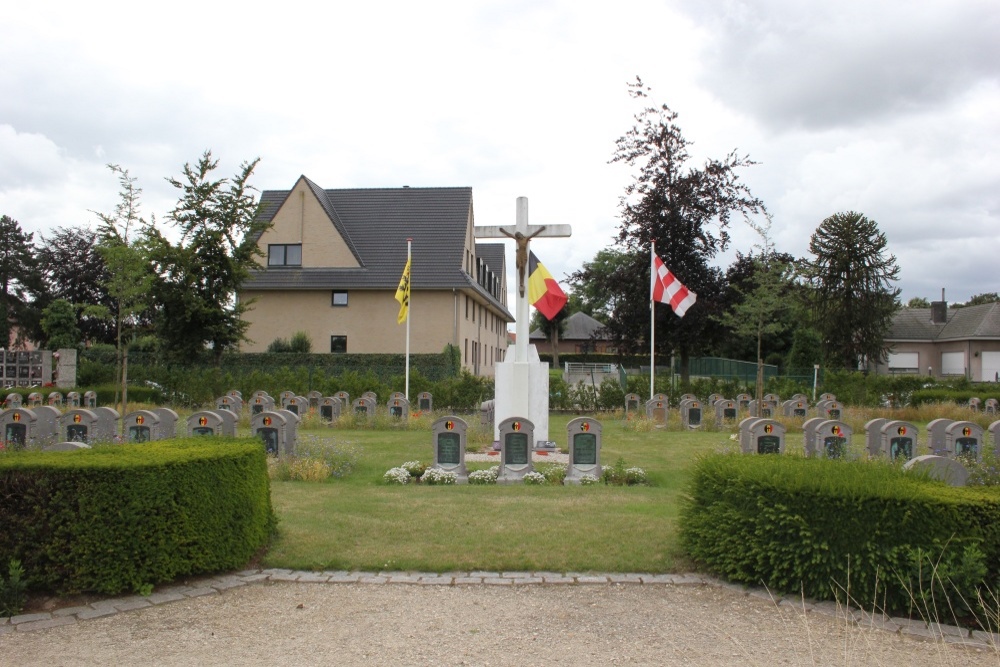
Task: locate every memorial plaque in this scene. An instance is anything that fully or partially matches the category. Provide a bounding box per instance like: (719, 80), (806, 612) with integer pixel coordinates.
(259, 427), (279, 455)
(824, 435), (847, 459)
(890, 436), (913, 461)
(572, 433), (597, 465)
(437, 432), (461, 465)
(504, 432), (529, 465)
(955, 437), (978, 459)
(4, 422), (26, 450)
(757, 435), (780, 454)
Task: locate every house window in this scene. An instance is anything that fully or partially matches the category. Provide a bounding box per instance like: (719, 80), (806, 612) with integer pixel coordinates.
(331, 291), (348, 307)
(268, 244), (302, 266)
(330, 335), (347, 354)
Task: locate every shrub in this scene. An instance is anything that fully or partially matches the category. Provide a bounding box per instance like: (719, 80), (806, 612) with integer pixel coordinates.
(401, 461), (427, 478)
(468, 467), (499, 485)
(0, 559), (26, 617)
(419, 468), (457, 485)
(383, 467), (410, 485)
(602, 457), (648, 486)
(537, 462), (567, 485)
(522, 471), (547, 485)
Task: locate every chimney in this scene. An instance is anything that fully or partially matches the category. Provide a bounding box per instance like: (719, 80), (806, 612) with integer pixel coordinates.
(930, 288), (947, 324)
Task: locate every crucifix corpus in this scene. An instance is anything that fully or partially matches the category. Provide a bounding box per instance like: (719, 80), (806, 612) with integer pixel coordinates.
(475, 197), (572, 364)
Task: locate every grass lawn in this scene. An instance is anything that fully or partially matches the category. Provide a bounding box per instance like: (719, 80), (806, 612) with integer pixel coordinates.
(263, 413), (738, 574)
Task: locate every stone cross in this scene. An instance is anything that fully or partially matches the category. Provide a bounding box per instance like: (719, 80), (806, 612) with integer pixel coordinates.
(475, 197), (571, 362)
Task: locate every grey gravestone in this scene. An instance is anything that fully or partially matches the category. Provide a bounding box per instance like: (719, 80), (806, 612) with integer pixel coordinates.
(738, 417), (762, 453)
(431, 416), (468, 483)
(123, 410), (160, 443)
(307, 390), (323, 409)
(334, 391), (351, 409)
(59, 408), (99, 443)
(945, 421), (983, 462)
(47, 392), (63, 407)
(624, 393), (641, 414)
(880, 421), (919, 462)
(497, 417), (534, 484)
(969, 397), (981, 412)
(92, 407), (120, 443)
(83, 391), (97, 408)
(0, 408), (36, 450)
(743, 419), (785, 454)
(387, 396), (410, 420)
(4, 393), (22, 409)
(155, 408), (179, 439)
(565, 417), (602, 484)
(763, 393), (780, 405)
(714, 399), (738, 427)
(279, 390), (296, 408)
(389, 391), (406, 402)
(284, 395), (308, 416)
(277, 409), (300, 454)
(748, 399), (775, 418)
(251, 389), (270, 399)
(801, 417), (826, 457)
(27, 392), (43, 408)
(645, 397), (668, 423)
(228, 389), (243, 399)
(65, 391), (80, 408)
(480, 399), (495, 427)
(864, 418), (888, 457)
(925, 418), (953, 455)
(707, 393), (723, 407)
(990, 420), (1000, 457)
(352, 397), (375, 418)
(43, 441), (91, 452)
(188, 411), (228, 437)
(679, 393), (697, 404)
(735, 393), (752, 411)
(319, 397), (342, 422)
(215, 408), (238, 436)
(818, 393), (837, 402)
(985, 398), (998, 415)
(821, 401), (843, 420)
(903, 455), (969, 486)
(32, 405), (60, 446)
(362, 391), (378, 402)
(815, 420), (852, 459)
(418, 392), (433, 412)
(782, 399), (808, 419)
(680, 398), (703, 429)
(216, 395), (243, 414)
(251, 411), (290, 457)
(250, 394), (275, 415)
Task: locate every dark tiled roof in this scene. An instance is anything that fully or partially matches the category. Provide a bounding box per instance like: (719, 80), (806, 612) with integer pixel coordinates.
(887, 303), (1000, 341)
(530, 312), (610, 341)
(246, 183), (512, 320)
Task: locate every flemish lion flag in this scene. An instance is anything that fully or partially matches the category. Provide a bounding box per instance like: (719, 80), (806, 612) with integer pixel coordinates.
(395, 258), (411, 324)
(528, 251), (567, 320)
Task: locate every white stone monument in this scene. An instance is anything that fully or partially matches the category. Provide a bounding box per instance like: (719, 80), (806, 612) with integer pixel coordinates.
(476, 197), (571, 444)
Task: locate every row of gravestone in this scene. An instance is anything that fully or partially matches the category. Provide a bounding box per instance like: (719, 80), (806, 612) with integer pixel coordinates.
(215, 390), (434, 419)
(630, 392), (844, 428)
(968, 398), (1000, 414)
(738, 416), (1000, 464)
(3, 391), (98, 410)
(428, 415), (602, 485)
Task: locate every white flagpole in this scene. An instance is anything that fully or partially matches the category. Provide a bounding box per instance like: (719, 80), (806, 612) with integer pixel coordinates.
(650, 241), (655, 400)
(405, 237), (412, 401)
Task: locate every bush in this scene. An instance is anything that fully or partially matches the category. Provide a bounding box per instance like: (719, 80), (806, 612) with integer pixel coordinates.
(0, 439), (274, 596)
(679, 453), (1000, 618)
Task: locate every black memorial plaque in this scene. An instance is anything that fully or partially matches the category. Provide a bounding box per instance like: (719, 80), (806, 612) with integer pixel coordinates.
(259, 428), (279, 455)
(504, 433), (529, 465)
(572, 433), (597, 465)
(128, 426), (150, 443)
(890, 437), (913, 461)
(823, 436), (847, 459)
(955, 437), (978, 459)
(757, 435), (780, 454)
(689, 408), (702, 426)
(437, 433), (461, 465)
(193, 427), (215, 436)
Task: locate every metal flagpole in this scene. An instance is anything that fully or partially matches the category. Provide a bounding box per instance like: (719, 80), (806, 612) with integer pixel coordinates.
(650, 241), (655, 400)
(405, 237), (412, 401)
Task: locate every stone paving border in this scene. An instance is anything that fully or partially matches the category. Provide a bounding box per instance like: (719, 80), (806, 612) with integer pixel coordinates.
(2, 569), (998, 650)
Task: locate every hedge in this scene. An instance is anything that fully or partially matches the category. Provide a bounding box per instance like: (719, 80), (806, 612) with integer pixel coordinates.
(0, 439), (275, 596)
(679, 453), (1000, 618)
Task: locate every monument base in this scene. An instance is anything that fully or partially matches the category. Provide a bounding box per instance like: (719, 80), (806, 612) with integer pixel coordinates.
(494, 345), (549, 445)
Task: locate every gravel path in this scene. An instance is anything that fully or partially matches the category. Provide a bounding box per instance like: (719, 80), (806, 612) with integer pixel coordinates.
(3, 571), (998, 666)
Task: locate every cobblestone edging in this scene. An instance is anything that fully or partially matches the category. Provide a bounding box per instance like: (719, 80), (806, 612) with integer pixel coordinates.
(2, 569), (998, 649)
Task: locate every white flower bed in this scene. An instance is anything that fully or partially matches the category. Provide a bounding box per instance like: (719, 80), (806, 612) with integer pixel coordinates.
(383, 467), (411, 485)
(419, 468), (457, 485)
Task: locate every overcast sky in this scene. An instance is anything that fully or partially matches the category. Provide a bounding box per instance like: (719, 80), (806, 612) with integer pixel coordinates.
(2, 0), (997, 308)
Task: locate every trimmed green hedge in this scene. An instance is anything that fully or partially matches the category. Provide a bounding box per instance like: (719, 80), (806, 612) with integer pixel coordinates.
(0, 439), (275, 596)
(679, 454), (1000, 616)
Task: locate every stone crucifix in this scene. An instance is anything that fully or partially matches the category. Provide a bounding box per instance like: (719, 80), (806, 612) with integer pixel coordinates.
(475, 197), (572, 363)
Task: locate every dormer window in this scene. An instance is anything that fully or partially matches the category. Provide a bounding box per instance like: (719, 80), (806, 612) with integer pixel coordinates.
(268, 244), (302, 266)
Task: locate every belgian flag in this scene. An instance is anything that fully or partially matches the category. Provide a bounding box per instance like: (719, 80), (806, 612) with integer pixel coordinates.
(527, 251), (567, 320)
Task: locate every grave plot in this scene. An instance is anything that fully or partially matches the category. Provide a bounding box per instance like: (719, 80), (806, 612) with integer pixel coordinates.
(418, 391), (433, 412)
(945, 421), (983, 462)
(319, 397), (342, 422)
(565, 417), (601, 484)
(497, 417), (534, 484)
(431, 416), (468, 483)
(880, 421), (919, 462)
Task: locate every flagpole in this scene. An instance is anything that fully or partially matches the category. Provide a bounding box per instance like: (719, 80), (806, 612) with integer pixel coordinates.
(405, 237), (412, 401)
(650, 241), (655, 400)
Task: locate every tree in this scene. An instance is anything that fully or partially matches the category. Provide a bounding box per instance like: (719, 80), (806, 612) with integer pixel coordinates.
(584, 77), (766, 380)
(906, 297), (931, 308)
(799, 211), (901, 370)
(147, 151), (268, 364)
(0, 215), (43, 348)
(954, 293), (1000, 308)
(36, 226), (118, 345)
(40, 299), (81, 350)
(530, 304), (569, 368)
(566, 248), (631, 323)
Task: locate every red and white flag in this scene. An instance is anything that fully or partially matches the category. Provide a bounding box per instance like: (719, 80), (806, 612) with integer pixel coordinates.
(651, 255), (696, 317)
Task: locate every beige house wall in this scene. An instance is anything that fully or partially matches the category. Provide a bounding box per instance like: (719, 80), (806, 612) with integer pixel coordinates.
(257, 179), (360, 268)
(878, 340), (1000, 381)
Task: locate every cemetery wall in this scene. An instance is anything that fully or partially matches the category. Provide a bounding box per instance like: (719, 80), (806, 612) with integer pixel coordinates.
(0, 439), (275, 595)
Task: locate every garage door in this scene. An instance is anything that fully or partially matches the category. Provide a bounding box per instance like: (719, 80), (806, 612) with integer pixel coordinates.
(983, 352), (1000, 383)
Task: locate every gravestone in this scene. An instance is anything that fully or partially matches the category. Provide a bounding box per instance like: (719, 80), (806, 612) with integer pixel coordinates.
(925, 418), (953, 455)
(0, 408), (36, 450)
(565, 417), (602, 484)
(497, 417), (534, 484)
(43, 441), (91, 452)
(352, 397), (375, 418)
(820, 401), (843, 420)
(59, 409), (100, 443)
(32, 405), (61, 446)
(155, 408), (179, 439)
(738, 417), (762, 453)
(216, 395), (243, 414)
(815, 420), (852, 459)
(945, 421), (983, 462)
(679, 393), (697, 403)
(624, 393), (641, 415)
(279, 390), (296, 408)
(27, 392), (43, 408)
(83, 391), (97, 408)
(250, 394), (275, 415)
(92, 407), (120, 443)
(228, 389), (243, 399)
(782, 399), (808, 418)
(417, 392), (433, 412)
(187, 411), (229, 437)
(714, 400), (738, 427)
(251, 389), (270, 399)
(707, 393), (723, 407)
(736, 393), (752, 411)
(680, 398), (703, 429)
(880, 421), (919, 462)
(47, 391), (63, 407)
(969, 397), (981, 412)
(389, 391), (406, 402)
(65, 391), (80, 408)
(903, 455), (969, 486)
(985, 398), (999, 415)
(334, 391), (351, 409)
(645, 397), (668, 424)
(307, 390), (323, 409)
(276, 409), (300, 454)
(362, 391), (378, 402)
(387, 396), (410, 419)
(431, 416), (468, 483)
(743, 419), (785, 454)
(763, 393), (780, 405)
(124, 410), (160, 443)
(284, 395), (308, 416)
(215, 408), (238, 436)
(748, 399), (775, 418)
(319, 397), (342, 422)
(990, 420), (1000, 457)
(791, 393), (808, 402)
(4, 393), (22, 409)
(864, 418), (889, 457)
(818, 392), (837, 402)
(251, 411), (290, 456)
(480, 399), (495, 427)
(801, 417), (826, 457)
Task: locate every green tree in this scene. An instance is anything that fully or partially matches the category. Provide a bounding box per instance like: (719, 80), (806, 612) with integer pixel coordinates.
(40, 298), (81, 349)
(148, 151), (268, 364)
(0, 215), (43, 348)
(591, 78), (766, 380)
(530, 304), (569, 368)
(906, 297), (931, 308)
(954, 292), (1000, 308)
(799, 211), (901, 370)
(566, 248), (631, 323)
